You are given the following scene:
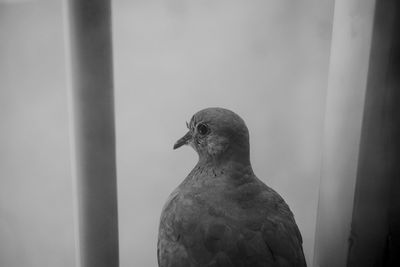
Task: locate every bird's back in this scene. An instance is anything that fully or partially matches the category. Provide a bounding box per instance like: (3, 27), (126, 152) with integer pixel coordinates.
(158, 164), (306, 267)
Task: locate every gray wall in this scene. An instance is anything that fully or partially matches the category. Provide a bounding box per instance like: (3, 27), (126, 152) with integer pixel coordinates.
(0, 1), (74, 267)
(0, 0), (333, 266)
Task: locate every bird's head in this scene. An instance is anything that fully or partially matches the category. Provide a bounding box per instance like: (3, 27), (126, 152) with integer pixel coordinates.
(174, 107), (251, 166)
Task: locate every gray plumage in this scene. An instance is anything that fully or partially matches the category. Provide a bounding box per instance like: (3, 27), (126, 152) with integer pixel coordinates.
(158, 107), (306, 267)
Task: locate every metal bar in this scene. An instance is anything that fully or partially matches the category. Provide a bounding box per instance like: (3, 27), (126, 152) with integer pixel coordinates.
(64, 1), (119, 266)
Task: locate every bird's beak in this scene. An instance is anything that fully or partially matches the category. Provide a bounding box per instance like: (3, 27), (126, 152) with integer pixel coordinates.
(173, 131), (192, 150)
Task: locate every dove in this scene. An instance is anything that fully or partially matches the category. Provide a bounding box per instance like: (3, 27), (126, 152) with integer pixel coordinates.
(158, 107), (306, 267)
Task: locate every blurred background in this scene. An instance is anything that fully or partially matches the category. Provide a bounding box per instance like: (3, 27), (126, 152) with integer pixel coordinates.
(0, 0), (334, 266)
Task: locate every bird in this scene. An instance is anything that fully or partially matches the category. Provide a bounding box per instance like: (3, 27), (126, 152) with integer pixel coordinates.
(158, 107), (306, 267)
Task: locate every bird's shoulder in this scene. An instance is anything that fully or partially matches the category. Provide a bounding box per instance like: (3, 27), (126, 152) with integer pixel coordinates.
(158, 173), (306, 266)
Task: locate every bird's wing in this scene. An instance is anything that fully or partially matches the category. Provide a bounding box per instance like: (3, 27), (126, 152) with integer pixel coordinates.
(256, 187), (307, 267)
(260, 214), (306, 266)
(158, 190), (189, 267)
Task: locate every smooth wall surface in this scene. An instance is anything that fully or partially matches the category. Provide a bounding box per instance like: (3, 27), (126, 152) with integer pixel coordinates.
(0, 0), (333, 266)
(0, 1), (74, 267)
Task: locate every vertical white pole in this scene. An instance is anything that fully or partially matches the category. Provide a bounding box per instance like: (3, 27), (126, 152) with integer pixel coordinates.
(64, 1), (119, 266)
(313, 0), (376, 266)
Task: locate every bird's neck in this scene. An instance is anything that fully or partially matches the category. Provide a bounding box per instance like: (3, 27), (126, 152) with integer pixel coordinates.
(198, 147), (253, 179)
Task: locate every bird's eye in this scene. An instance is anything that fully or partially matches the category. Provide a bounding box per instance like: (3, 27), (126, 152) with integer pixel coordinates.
(196, 123), (209, 136)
